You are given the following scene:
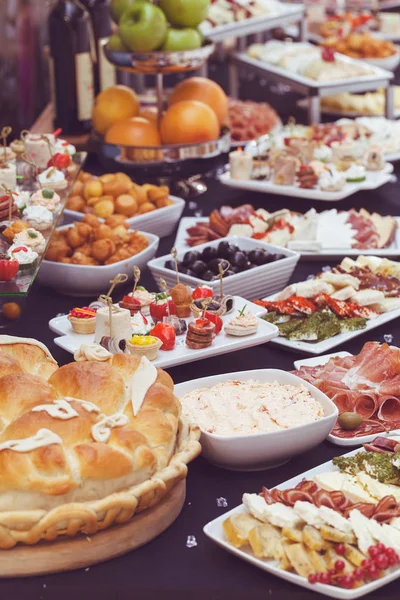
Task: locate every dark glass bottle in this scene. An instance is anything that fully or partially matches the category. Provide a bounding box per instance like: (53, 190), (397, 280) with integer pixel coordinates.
(81, 0), (117, 93)
(48, 0), (95, 134)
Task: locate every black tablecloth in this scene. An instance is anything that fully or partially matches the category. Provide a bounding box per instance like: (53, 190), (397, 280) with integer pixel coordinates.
(2, 152), (400, 599)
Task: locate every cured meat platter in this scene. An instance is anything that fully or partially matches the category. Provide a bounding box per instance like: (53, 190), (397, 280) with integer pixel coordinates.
(204, 437), (400, 599)
(174, 215), (400, 258)
(294, 345), (400, 447)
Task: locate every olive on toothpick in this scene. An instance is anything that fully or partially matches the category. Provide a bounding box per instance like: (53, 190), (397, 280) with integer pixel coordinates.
(132, 266), (141, 296)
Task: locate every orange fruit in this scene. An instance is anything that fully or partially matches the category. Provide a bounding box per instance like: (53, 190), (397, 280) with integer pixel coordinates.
(105, 117), (161, 147)
(160, 100), (220, 145)
(168, 77), (228, 125)
(92, 85), (140, 136)
(139, 106), (159, 125)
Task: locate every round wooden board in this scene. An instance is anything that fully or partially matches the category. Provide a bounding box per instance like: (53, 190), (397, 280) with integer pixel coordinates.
(0, 480), (186, 578)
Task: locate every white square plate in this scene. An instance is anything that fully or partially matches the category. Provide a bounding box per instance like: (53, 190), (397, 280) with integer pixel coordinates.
(173, 216), (400, 258)
(294, 352), (400, 446)
(204, 440), (400, 599)
(49, 296), (279, 369)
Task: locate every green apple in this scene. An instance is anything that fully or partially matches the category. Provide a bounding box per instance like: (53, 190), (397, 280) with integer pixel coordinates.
(160, 0), (210, 28)
(119, 2), (168, 52)
(107, 34), (128, 51)
(109, 0), (138, 24)
(162, 27), (202, 51)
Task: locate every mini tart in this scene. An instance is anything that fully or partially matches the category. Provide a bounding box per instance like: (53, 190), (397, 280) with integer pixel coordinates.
(37, 167), (67, 191)
(68, 307), (97, 334)
(224, 312), (259, 337)
(127, 335), (162, 361)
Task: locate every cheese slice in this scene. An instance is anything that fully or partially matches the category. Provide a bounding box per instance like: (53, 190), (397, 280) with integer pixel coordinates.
(313, 471), (350, 492)
(294, 501), (324, 528)
(342, 477), (377, 504)
(382, 524), (400, 550)
(349, 510), (375, 555)
(319, 506), (353, 535)
(357, 472), (400, 503)
(242, 494), (303, 528)
(367, 518), (400, 552)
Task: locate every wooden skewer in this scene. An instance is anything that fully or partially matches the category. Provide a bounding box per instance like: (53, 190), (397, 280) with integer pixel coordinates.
(105, 273), (128, 301)
(218, 261), (231, 299)
(1, 126), (12, 165)
(132, 266), (141, 296)
(171, 247), (179, 284)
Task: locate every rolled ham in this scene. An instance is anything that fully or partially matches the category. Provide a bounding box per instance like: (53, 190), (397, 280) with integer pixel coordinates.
(377, 396), (400, 422)
(354, 391), (378, 420)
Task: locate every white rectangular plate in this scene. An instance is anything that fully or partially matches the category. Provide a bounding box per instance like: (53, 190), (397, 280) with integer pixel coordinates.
(219, 164), (394, 201)
(257, 292), (400, 355)
(294, 352), (400, 446)
(49, 296), (278, 369)
(297, 98), (400, 120)
(235, 49), (393, 89)
(203, 440), (400, 599)
(174, 216), (400, 258)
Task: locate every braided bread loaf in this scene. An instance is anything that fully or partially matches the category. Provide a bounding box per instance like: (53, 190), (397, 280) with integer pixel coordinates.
(0, 336), (201, 547)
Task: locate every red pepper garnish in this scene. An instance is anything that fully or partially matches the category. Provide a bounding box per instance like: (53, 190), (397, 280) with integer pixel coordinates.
(204, 312), (223, 334)
(321, 47), (335, 62)
(192, 286), (214, 300)
(47, 152), (71, 170)
(0, 254), (19, 281)
(122, 295), (141, 307)
(149, 296), (177, 323)
(11, 246), (28, 254)
(150, 323), (176, 351)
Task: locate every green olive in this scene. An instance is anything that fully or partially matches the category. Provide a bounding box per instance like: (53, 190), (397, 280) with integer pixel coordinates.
(338, 412), (363, 431)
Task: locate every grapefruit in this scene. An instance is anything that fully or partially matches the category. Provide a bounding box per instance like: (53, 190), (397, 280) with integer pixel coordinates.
(168, 77), (228, 125)
(92, 85), (140, 136)
(160, 100), (220, 145)
(105, 117), (161, 147)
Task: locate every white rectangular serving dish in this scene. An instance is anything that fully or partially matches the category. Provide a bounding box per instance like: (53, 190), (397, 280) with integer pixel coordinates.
(257, 292), (400, 355)
(174, 216), (400, 258)
(294, 352), (400, 447)
(204, 440), (400, 599)
(37, 228), (159, 296)
(148, 236), (299, 301)
(297, 98), (400, 120)
(219, 163), (394, 202)
(62, 195), (185, 238)
(174, 368), (337, 471)
(235, 48), (394, 89)
(49, 296), (279, 369)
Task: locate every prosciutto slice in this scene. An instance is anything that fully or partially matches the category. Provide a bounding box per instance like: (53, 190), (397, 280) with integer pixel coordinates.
(377, 396), (400, 422)
(354, 392), (378, 420)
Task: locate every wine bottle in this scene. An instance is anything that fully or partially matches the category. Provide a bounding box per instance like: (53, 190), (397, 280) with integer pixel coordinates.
(81, 0), (117, 93)
(48, 0), (95, 134)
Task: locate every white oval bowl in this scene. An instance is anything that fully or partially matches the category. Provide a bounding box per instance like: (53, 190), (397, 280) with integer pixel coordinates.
(37, 227), (159, 296)
(362, 46), (400, 71)
(62, 195), (185, 238)
(174, 369), (338, 471)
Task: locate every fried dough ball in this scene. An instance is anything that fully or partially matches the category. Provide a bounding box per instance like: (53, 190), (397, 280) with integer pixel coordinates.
(75, 243), (93, 256)
(138, 202), (156, 214)
(70, 252), (99, 266)
(91, 239), (116, 262)
(72, 180), (84, 196)
(83, 179), (103, 200)
(131, 183), (147, 205)
(114, 194), (138, 217)
(66, 195), (85, 212)
(155, 195), (172, 209)
(104, 214), (128, 228)
(111, 225), (130, 244)
(147, 185), (169, 203)
(60, 257), (72, 264)
(93, 198), (114, 219)
(82, 214), (102, 228)
(66, 223), (92, 248)
(78, 171), (92, 183)
(46, 239), (71, 262)
(93, 224), (113, 240)
(105, 247), (132, 264)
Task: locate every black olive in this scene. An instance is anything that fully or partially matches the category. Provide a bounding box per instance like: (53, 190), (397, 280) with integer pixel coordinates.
(218, 241), (236, 259)
(190, 260), (207, 275)
(179, 266), (196, 277)
(231, 251), (247, 268)
(225, 270), (235, 277)
(207, 300), (221, 311)
(201, 246), (218, 262)
(240, 261), (252, 271)
(248, 249), (268, 266)
(272, 253), (285, 262)
(208, 258), (230, 274)
(230, 266), (241, 274)
(164, 259), (176, 270)
(183, 250), (200, 265)
(248, 263), (258, 269)
(203, 270), (215, 281)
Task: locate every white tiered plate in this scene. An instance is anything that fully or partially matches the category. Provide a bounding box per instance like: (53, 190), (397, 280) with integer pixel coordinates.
(49, 297), (279, 369)
(204, 439), (400, 599)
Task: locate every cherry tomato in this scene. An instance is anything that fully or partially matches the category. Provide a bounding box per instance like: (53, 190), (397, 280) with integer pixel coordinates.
(192, 286), (214, 300)
(204, 311), (223, 334)
(47, 152), (71, 170)
(150, 297), (177, 323)
(0, 256), (19, 281)
(150, 323), (176, 351)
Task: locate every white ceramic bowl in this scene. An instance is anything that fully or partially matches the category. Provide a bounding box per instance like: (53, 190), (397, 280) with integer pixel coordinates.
(62, 195), (185, 238)
(37, 227), (159, 296)
(362, 46), (400, 71)
(148, 236), (299, 301)
(174, 369), (338, 471)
